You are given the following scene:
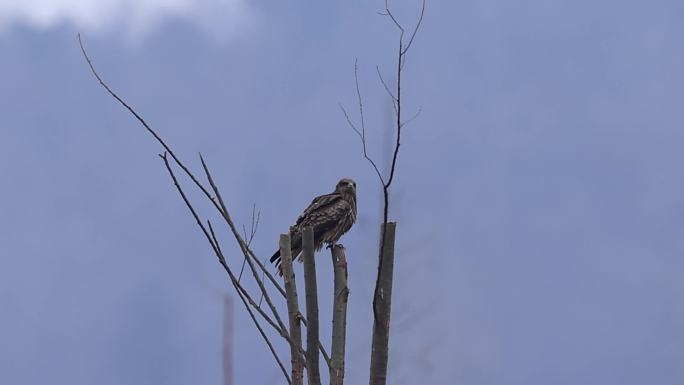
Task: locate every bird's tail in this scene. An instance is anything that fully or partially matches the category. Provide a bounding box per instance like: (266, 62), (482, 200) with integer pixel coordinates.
(269, 249), (283, 275)
(269, 250), (281, 264)
(269, 234), (302, 276)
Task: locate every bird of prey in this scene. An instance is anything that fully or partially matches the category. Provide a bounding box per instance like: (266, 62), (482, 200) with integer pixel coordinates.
(270, 178), (357, 273)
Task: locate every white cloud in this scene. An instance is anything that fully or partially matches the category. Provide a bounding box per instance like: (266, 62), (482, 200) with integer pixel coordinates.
(0, 0), (252, 40)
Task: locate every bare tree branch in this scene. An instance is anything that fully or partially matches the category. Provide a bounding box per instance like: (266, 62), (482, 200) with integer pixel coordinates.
(78, 21), (348, 383)
(199, 155), (290, 315)
(382, 0), (405, 35)
(375, 66), (398, 116)
(339, 60), (385, 186)
(239, 204), (260, 283)
(80, 35), (291, 306)
(207, 220), (291, 344)
(280, 234), (304, 385)
(302, 228), (321, 385)
(373, 0), (426, 329)
(330, 245), (349, 385)
(202, 157), (331, 369)
(400, 107), (422, 129)
(400, 0), (426, 56)
(247, 204), (261, 247)
(339, 2), (426, 385)
(194, 154), (322, 369)
(82, 31), (300, 380)
(79, 34), (225, 218)
(158, 152), (291, 384)
(80, 36), (337, 377)
(300, 318), (332, 369)
(80, 35), (300, 350)
(209, 221), (309, 366)
(341, 0), (426, 223)
(384, 42), (403, 193)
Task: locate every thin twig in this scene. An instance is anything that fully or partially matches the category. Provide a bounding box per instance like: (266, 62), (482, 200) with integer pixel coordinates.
(401, 0), (426, 55)
(401, 107), (422, 129)
(258, 256), (267, 308)
(198, 155), (290, 338)
(376, 66), (398, 116)
(237, 257), (248, 283)
(383, 0), (405, 34)
(339, 60), (385, 186)
(250, 204), (261, 246)
(199, 154), (287, 299)
(373, 0), (426, 328)
(81, 32), (331, 377)
(81, 33), (292, 329)
(339, 3), (426, 385)
(79, 34), (223, 218)
(207, 221), (282, 336)
(238, 204), (259, 283)
(241, 204), (260, 247)
(198, 155), (319, 366)
(208, 223), (308, 363)
(79, 37), (290, 304)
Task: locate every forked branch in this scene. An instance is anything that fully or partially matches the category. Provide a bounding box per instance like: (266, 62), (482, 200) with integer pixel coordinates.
(339, 2), (426, 385)
(340, 0), (426, 225)
(79, 35), (334, 384)
(159, 152), (290, 383)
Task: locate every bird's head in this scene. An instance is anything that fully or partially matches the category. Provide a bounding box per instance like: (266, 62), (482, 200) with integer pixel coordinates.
(335, 178), (357, 195)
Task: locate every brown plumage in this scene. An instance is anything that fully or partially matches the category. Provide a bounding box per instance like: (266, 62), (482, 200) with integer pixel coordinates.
(270, 178), (357, 273)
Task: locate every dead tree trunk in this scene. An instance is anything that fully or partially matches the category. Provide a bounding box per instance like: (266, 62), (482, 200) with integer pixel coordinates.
(222, 295), (234, 385)
(302, 228), (322, 385)
(369, 222), (396, 385)
(330, 245), (349, 385)
(281, 234), (304, 385)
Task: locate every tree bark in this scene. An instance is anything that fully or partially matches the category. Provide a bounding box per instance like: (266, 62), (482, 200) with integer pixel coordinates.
(330, 245), (349, 385)
(368, 222), (396, 385)
(222, 295), (234, 385)
(302, 228), (321, 385)
(281, 234), (304, 385)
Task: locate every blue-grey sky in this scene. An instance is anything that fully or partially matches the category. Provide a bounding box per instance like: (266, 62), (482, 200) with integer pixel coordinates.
(1, 1), (683, 384)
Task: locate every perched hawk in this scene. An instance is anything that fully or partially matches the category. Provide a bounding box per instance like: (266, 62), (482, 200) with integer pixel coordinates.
(270, 178), (357, 273)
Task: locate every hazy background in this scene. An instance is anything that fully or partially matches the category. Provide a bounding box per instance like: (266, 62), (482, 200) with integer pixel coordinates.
(1, 1), (683, 384)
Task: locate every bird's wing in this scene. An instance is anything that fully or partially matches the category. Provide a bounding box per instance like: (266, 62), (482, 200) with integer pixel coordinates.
(294, 192), (342, 228)
(297, 197), (352, 238)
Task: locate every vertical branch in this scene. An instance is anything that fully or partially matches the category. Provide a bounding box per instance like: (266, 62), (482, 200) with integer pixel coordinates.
(330, 245), (349, 385)
(302, 228), (321, 385)
(223, 295), (234, 385)
(340, 0), (425, 332)
(281, 234), (304, 385)
(369, 222), (396, 385)
(369, 7), (425, 385)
